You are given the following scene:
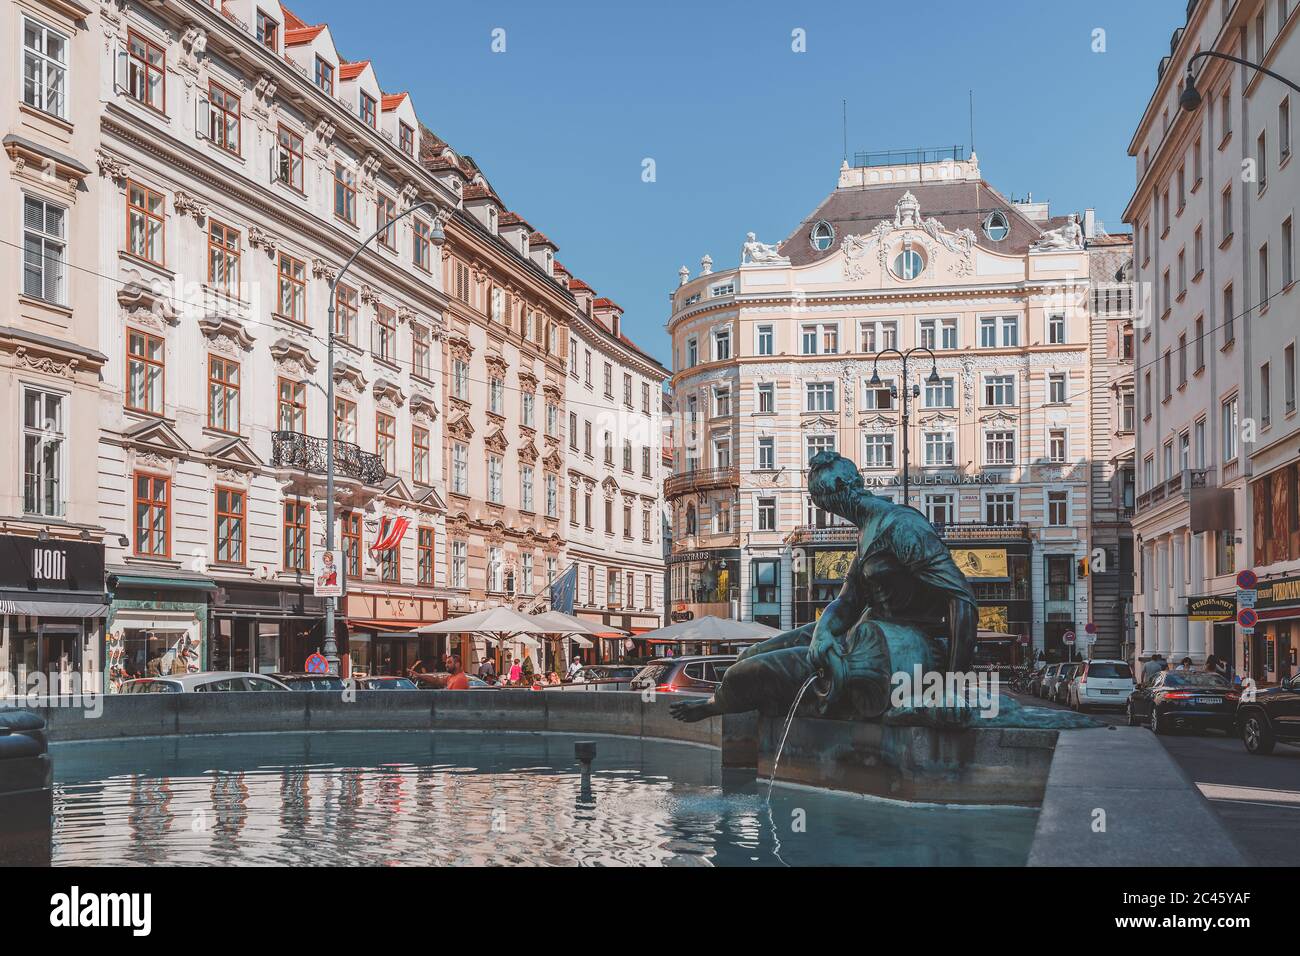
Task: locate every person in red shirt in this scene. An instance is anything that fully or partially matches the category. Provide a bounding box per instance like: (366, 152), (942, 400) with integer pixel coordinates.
(444, 655), (469, 690)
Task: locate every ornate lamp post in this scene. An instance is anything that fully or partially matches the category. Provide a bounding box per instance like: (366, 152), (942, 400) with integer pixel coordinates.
(322, 201), (444, 674)
(868, 347), (941, 509)
(1178, 51), (1300, 112)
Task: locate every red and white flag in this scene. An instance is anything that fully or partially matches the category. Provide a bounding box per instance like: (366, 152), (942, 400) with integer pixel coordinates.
(369, 515), (409, 555)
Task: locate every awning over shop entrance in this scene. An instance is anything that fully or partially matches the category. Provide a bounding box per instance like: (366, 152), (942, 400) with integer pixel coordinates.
(0, 590), (108, 618)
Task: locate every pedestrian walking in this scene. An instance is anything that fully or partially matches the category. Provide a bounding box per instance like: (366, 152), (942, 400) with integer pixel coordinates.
(1141, 653), (1165, 683)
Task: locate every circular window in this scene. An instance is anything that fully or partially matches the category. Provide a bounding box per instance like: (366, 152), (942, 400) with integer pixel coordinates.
(809, 220), (835, 252)
(983, 211), (1010, 242)
(892, 249), (925, 280)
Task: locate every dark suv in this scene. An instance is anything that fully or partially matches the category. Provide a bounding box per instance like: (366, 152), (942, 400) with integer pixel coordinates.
(1236, 673), (1300, 755)
(629, 655), (736, 695)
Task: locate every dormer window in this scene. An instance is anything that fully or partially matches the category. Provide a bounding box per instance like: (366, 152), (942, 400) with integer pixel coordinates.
(359, 92), (376, 128)
(256, 11), (278, 51)
(983, 210), (1010, 241)
(315, 57), (334, 96)
(399, 122), (414, 155)
(810, 220), (835, 251)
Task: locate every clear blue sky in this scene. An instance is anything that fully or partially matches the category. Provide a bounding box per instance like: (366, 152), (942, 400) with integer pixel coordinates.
(304, 0), (1186, 365)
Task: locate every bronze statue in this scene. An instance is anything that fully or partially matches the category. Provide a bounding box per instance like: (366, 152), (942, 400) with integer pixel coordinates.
(672, 451), (1096, 730)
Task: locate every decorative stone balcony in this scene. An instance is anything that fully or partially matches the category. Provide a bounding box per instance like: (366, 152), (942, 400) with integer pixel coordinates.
(271, 431), (387, 485)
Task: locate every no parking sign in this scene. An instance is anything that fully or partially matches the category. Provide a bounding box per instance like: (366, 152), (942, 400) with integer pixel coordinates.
(1237, 608), (1258, 635)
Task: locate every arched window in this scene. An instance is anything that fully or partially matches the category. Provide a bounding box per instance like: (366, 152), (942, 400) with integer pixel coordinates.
(685, 503), (697, 536)
(893, 249), (924, 280)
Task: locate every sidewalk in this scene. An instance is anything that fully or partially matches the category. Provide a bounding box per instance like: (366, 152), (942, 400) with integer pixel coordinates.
(1028, 726), (1248, 866)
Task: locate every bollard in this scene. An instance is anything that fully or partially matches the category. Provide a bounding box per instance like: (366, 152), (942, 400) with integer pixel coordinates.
(0, 710), (53, 867)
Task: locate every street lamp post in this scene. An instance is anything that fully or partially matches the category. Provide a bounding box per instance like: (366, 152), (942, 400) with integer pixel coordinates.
(1178, 51), (1300, 112)
(868, 347), (941, 509)
(321, 201), (444, 674)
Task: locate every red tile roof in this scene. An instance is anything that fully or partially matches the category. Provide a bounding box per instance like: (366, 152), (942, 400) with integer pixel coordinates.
(381, 92), (408, 111)
(284, 25), (325, 45)
(339, 60), (370, 81)
(593, 296), (622, 312)
(462, 182), (498, 201)
(499, 211), (534, 230)
(568, 277), (593, 292)
(280, 5), (308, 30)
(529, 231), (557, 249)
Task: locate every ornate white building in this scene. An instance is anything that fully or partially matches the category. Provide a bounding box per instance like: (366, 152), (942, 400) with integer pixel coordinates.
(666, 151), (1113, 660)
(559, 271), (668, 645)
(1125, 0), (1299, 683)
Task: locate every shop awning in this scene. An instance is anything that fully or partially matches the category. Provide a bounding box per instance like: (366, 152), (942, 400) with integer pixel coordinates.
(108, 568), (217, 591)
(0, 590), (108, 617)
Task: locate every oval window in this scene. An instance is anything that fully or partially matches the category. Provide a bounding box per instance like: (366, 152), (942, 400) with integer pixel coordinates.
(810, 220), (835, 251)
(983, 211), (1010, 241)
(892, 249), (925, 280)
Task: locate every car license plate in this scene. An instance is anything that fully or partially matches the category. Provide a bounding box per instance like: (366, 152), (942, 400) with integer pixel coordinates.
(1195, 697), (1223, 705)
(1100, 689), (1120, 695)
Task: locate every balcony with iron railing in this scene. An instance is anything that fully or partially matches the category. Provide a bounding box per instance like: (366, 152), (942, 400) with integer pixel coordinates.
(271, 431), (387, 485)
(664, 465), (740, 500)
(787, 525), (859, 546)
(1135, 467), (1214, 514)
(937, 521), (1032, 541)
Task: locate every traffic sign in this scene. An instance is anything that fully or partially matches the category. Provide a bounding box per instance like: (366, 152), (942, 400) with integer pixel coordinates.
(1237, 569), (1258, 590)
(1237, 608), (1258, 632)
(1084, 622), (1097, 635)
(1062, 630), (1076, 645)
(305, 652), (328, 674)
(1237, 590), (1257, 608)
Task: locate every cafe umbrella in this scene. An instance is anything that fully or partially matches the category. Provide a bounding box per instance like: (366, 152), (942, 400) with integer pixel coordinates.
(413, 605), (548, 675)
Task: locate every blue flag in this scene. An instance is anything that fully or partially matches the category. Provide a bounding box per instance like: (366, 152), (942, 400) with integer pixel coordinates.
(549, 564), (577, 615)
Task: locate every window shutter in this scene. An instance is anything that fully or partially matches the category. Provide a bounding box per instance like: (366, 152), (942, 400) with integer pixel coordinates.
(195, 94), (210, 140)
(114, 44), (128, 93)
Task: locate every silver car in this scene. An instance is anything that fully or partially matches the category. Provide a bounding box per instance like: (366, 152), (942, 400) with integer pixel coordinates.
(118, 671), (291, 693)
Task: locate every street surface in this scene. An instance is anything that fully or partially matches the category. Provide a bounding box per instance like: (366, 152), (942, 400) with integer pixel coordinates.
(1012, 691), (1300, 866)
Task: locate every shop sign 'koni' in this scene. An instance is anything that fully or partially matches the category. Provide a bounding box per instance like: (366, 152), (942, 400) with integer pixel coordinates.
(0, 534), (105, 592)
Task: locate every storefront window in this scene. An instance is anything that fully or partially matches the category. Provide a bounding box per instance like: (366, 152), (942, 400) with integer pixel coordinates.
(793, 548), (854, 626)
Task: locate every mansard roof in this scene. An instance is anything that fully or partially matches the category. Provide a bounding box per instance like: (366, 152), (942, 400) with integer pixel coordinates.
(778, 179), (1045, 265)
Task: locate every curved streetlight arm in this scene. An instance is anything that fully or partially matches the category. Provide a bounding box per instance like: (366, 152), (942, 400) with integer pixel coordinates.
(1185, 50), (1300, 96)
(322, 199), (445, 674)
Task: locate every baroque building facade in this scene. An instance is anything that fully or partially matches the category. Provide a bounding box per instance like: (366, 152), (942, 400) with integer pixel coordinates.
(559, 271), (668, 646)
(665, 151), (1115, 661)
(1125, 0), (1299, 684)
(1, 0), (108, 694)
(1, 0), (665, 690)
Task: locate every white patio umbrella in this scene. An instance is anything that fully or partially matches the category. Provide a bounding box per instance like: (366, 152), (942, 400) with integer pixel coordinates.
(633, 615), (780, 645)
(414, 605), (548, 669)
(529, 610), (626, 649)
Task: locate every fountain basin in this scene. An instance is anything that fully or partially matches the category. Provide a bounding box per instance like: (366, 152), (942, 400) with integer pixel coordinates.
(750, 716), (1057, 806)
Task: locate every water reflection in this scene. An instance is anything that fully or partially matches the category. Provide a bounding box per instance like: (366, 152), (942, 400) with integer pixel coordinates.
(52, 732), (1036, 867)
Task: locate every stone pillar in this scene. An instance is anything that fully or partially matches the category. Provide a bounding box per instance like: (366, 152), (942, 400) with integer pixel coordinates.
(1156, 538), (1170, 657)
(1172, 533), (1189, 661)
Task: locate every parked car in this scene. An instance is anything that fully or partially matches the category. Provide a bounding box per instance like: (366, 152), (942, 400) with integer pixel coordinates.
(271, 673), (347, 691)
(1037, 663), (1063, 699)
(629, 655), (736, 695)
(1126, 670), (1239, 734)
(119, 671), (290, 693)
(1067, 660), (1136, 712)
(1051, 663), (1082, 704)
(353, 676), (419, 690)
(573, 664), (642, 683)
(1236, 672), (1300, 755)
